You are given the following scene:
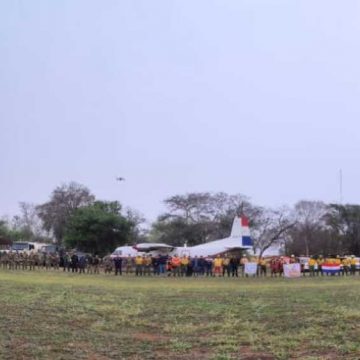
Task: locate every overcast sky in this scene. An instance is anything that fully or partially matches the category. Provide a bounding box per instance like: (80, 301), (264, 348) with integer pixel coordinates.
(1, 1), (359, 223)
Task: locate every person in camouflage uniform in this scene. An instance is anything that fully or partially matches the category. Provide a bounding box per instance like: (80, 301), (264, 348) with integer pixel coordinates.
(86, 254), (94, 274)
(45, 253), (52, 270)
(51, 253), (60, 270)
(21, 253), (28, 270)
(63, 252), (71, 272)
(78, 256), (86, 274)
(125, 255), (133, 275)
(103, 256), (113, 274)
(0, 252), (8, 269)
(14, 252), (21, 270)
(28, 252), (36, 271)
(93, 255), (100, 274)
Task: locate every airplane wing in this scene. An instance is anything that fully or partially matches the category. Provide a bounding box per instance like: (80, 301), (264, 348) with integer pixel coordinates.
(133, 243), (175, 253)
(224, 246), (246, 251)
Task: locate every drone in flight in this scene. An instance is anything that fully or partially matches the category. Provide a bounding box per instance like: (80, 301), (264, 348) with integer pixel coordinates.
(116, 177), (125, 182)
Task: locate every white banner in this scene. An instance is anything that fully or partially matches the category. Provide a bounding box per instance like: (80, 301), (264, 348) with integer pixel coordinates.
(283, 263), (301, 278)
(244, 262), (258, 275)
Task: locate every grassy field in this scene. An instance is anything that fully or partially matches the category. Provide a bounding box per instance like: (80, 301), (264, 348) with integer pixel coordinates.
(0, 271), (360, 360)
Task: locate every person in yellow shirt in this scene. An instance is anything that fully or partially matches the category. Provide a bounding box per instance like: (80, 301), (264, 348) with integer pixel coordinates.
(350, 255), (357, 275)
(213, 255), (223, 277)
(222, 256), (230, 277)
(240, 255), (248, 277)
(258, 257), (267, 277)
(143, 255), (152, 276)
(135, 255), (143, 276)
(180, 256), (189, 277)
(317, 256), (324, 276)
(308, 257), (317, 277)
(342, 257), (350, 276)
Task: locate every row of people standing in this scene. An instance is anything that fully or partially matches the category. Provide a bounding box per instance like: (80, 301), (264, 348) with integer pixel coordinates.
(0, 251), (60, 270)
(307, 255), (358, 276)
(130, 254), (249, 277)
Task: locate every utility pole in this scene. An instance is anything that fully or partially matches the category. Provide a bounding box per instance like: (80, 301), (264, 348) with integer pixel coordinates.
(339, 169), (343, 204)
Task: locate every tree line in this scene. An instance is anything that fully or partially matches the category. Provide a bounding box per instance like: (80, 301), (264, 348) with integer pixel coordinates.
(1, 182), (360, 257)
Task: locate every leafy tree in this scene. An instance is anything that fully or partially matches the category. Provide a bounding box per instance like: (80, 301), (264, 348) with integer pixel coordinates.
(124, 208), (148, 244)
(0, 219), (25, 242)
(63, 201), (133, 256)
(251, 207), (295, 259)
(325, 204), (360, 255)
(150, 192), (257, 246)
(12, 202), (50, 242)
(37, 182), (95, 244)
(287, 201), (327, 256)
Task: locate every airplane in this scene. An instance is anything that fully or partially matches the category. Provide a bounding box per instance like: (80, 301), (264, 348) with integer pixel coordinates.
(116, 177), (125, 181)
(111, 216), (253, 258)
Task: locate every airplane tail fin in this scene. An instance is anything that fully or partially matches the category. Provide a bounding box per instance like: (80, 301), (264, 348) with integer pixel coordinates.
(230, 216), (253, 247)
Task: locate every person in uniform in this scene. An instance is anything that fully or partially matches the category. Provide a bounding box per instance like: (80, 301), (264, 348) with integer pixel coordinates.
(93, 255), (100, 274)
(158, 255), (167, 276)
(180, 255), (189, 277)
(135, 255), (143, 276)
(21, 253), (27, 270)
(103, 256), (113, 274)
(198, 256), (206, 276)
(308, 257), (317, 277)
(240, 255), (248, 277)
(78, 255), (86, 274)
(1, 252), (8, 269)
(143, 255), (152, 276)
(350, 255), (357, 275)
(259, 257), (267, 277)
(14, 252), (20, 270)
(222, 256), (231, 277)
(230, 256), (239, 277)
(113, 255), (123, 276)
(342, 256), (350, 276)
(213, 255), (223, 277)
(204, 256), (213, 277)
(166, 257), (173, 276)
(279, 257), (285, 277)
(53, 253), (60, 270)
(152, 255), (159, 275)
(125, 255), (133, 275)
(171, 255), (181, 277)
(191, 256), (199, 277)
(270, 257), (278, 277)
(317, 255), (324, 276)
(71, 253), (79, 273)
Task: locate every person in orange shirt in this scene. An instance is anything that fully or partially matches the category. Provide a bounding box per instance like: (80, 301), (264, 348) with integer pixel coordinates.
(171, 255), (181, 277)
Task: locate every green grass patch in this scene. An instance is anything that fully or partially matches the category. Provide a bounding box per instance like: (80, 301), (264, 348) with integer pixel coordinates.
(0, 270), (360, 359)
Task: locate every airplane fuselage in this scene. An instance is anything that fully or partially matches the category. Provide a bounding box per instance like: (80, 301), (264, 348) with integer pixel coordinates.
(111, 216), (253, 258)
